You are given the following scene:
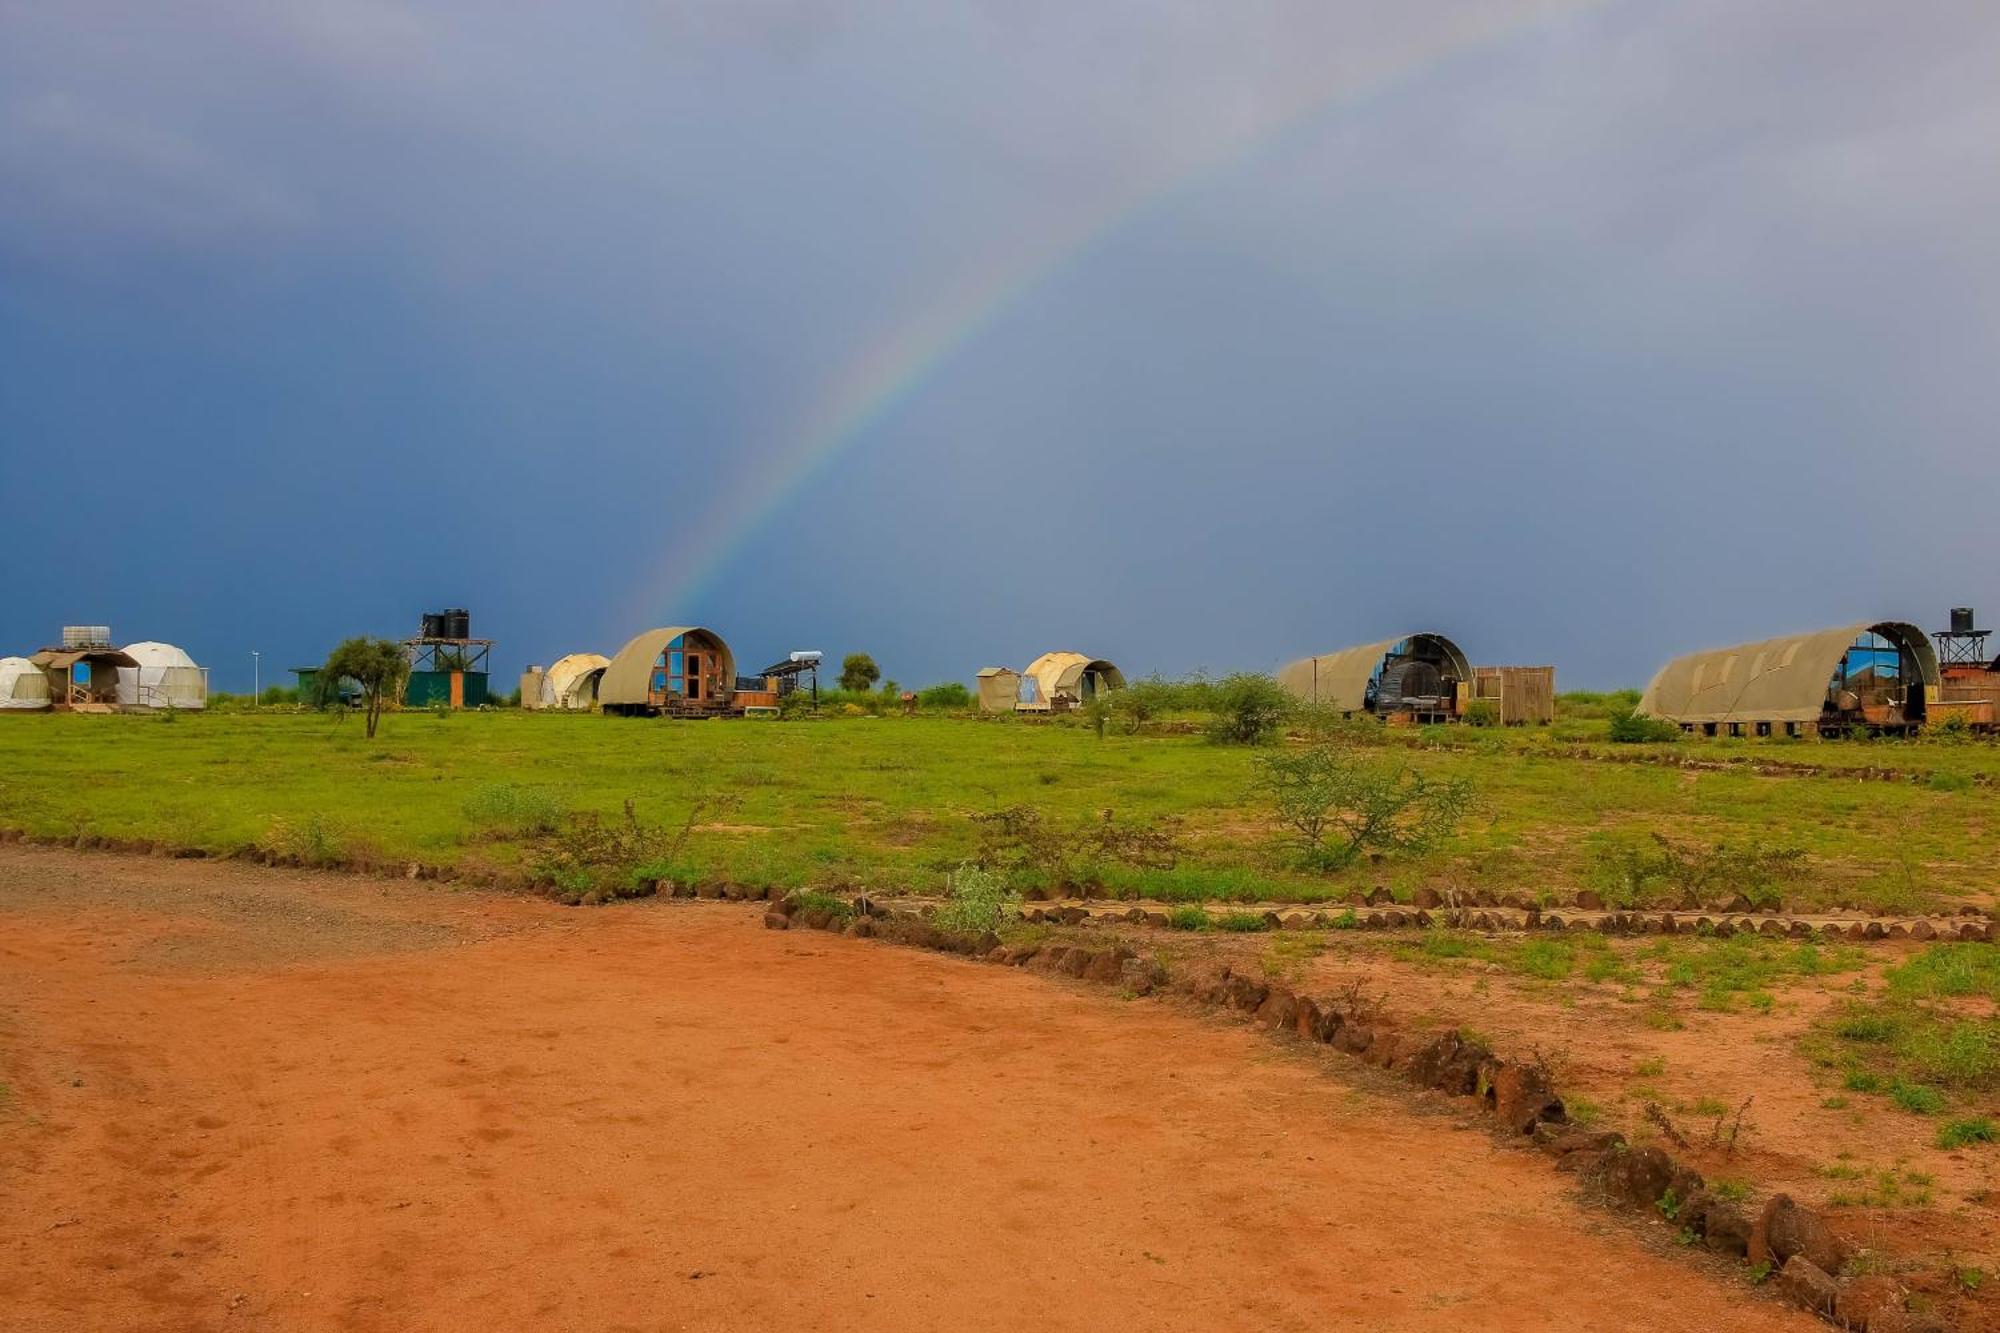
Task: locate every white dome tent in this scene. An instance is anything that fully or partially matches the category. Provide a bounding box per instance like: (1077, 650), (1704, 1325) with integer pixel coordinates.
(540, 652), (610, 711)
(0, 657), (52, 711)
(115, 641), (209, 710)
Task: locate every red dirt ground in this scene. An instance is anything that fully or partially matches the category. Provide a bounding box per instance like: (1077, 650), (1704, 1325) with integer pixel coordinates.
(0, 846), (1817, 1332)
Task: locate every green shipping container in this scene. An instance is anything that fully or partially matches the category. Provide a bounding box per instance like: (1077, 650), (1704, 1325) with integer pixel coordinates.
(404, 671), (488, 709)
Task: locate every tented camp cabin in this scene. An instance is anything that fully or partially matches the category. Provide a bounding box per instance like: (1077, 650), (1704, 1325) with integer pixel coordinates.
(1016, 653), (1124, 713)
(1278, 633), (1555, 724)
(975, 667), (1022, 713)
(1639, 622), (1941, 737)
(599, 627), (737, 717)
(114, 641), (208, 710)
(0, 657), (51, 711)
(534, 652), (609, 711)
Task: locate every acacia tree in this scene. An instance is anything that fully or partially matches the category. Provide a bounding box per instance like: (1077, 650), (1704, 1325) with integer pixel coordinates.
(1254, 747), (1474, 870)
(322, 637), (410, 739)
(838, 652), (881, 692)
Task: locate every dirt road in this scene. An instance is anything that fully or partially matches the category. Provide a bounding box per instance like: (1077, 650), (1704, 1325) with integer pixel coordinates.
(0, 846), (1812, 1331)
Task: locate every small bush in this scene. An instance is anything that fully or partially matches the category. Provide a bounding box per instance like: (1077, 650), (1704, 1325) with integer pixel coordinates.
(1166, 905), (1211, 931)
(1255, 747), (1473, 871)
(916, 682), (973, 710)
(932, 864), (1018, 935)
(1215, 911), (1269, 933)
(264, 814), (343, 868)
(1205, 673), (1293, 745)
(1607, 709), (1681, 743)
(1462, 699), (1500, 728)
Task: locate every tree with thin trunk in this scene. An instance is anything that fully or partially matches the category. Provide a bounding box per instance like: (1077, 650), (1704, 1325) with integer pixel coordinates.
(322, 637), (410, 739)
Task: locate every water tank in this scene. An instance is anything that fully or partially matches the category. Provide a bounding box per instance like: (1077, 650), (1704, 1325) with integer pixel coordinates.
(1951, 607), (1976, 634)
(420, 613), (445, 640)
(444, 608), (470, 640)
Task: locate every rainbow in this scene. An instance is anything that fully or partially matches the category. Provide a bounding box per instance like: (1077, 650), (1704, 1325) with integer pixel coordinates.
(636, 0), (1607, 618)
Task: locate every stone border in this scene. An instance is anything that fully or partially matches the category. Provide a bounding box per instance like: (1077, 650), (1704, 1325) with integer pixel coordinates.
(1017, 898), (1995, 944)
(768, 894), (1957, 1333)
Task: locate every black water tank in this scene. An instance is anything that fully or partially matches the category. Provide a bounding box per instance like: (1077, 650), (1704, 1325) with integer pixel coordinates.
(1951, 607), (1976, 634)
(445, 608), (470, 640)
(421, 612), (445, 640)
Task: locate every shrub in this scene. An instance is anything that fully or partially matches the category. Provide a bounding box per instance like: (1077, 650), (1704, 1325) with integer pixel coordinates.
(971, 806), (1185, 890)
(264, 814), (343, 868)
(932, 864), (1019, 935)
(1462, 699), (1500, 728)
(1254, 746), (1473, 871)
(916, 682), (973, 710)
(1215, 911), (1268, 932)
(1166, 905), (1210, 931)
(529, 795), (732, 905)
(1592, 834), (1805, 908)
(1608, 709), (1681, 743)
(1205, 673), (1293, 745)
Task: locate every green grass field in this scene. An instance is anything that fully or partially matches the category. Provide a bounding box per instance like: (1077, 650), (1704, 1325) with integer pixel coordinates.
(1, 705), (1995, 912)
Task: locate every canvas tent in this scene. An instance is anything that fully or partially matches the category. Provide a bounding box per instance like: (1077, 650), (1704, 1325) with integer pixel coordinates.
(0, 657), (51, 711)
(975, 667), (1021, 713)
(599, 627), (735, 715)
(115, 641), (208, 710)
(1638, 621), (1940, 734)
(1017, 653), (1124, 712)
(540, 653), (610, 711)
(1278, 633), (1473, 717)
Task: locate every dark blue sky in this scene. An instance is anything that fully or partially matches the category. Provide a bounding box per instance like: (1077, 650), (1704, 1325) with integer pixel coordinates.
(4, 2), (1997, 691)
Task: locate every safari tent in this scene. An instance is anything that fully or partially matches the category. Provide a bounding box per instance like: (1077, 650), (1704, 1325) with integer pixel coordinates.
(0, 657), (51, 711)
(114, 641), (208, 710)
(975, 667), (1022, 713)
(540, 653), (609, 711)
(1279, 633), (1473, 720)
(1016, 653), (1124, 713)
(1638, 621), (1940, 736)
(599, 627), (735, 717)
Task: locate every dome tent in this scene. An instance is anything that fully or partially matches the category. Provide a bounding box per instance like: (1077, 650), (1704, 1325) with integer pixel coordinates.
(0, 657), (51, 711)
(115, 641), (208, 710)
(1017, 653), (1124, 712)
(541, 653), (610, 711)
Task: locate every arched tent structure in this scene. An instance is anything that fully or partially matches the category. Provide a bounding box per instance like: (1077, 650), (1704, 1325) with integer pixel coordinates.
(0, 657), (51, 711)
(1017, 653), (1124, 712)
(599, 627), (735, 716)
(1638, 622), (1940, 735)
(1278, 633), (1472, 718)
(115, 641), (208, 710)
(541, 653), (610, 711)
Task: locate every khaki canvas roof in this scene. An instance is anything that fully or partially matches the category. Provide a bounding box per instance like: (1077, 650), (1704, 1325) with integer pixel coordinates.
(599, 627), (733, 707)
(1277, 633), (1470, 711)
(545, 652), (610, 706)
(1022, 652), (1123, 702)
(1637, 621), (1939, 724)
